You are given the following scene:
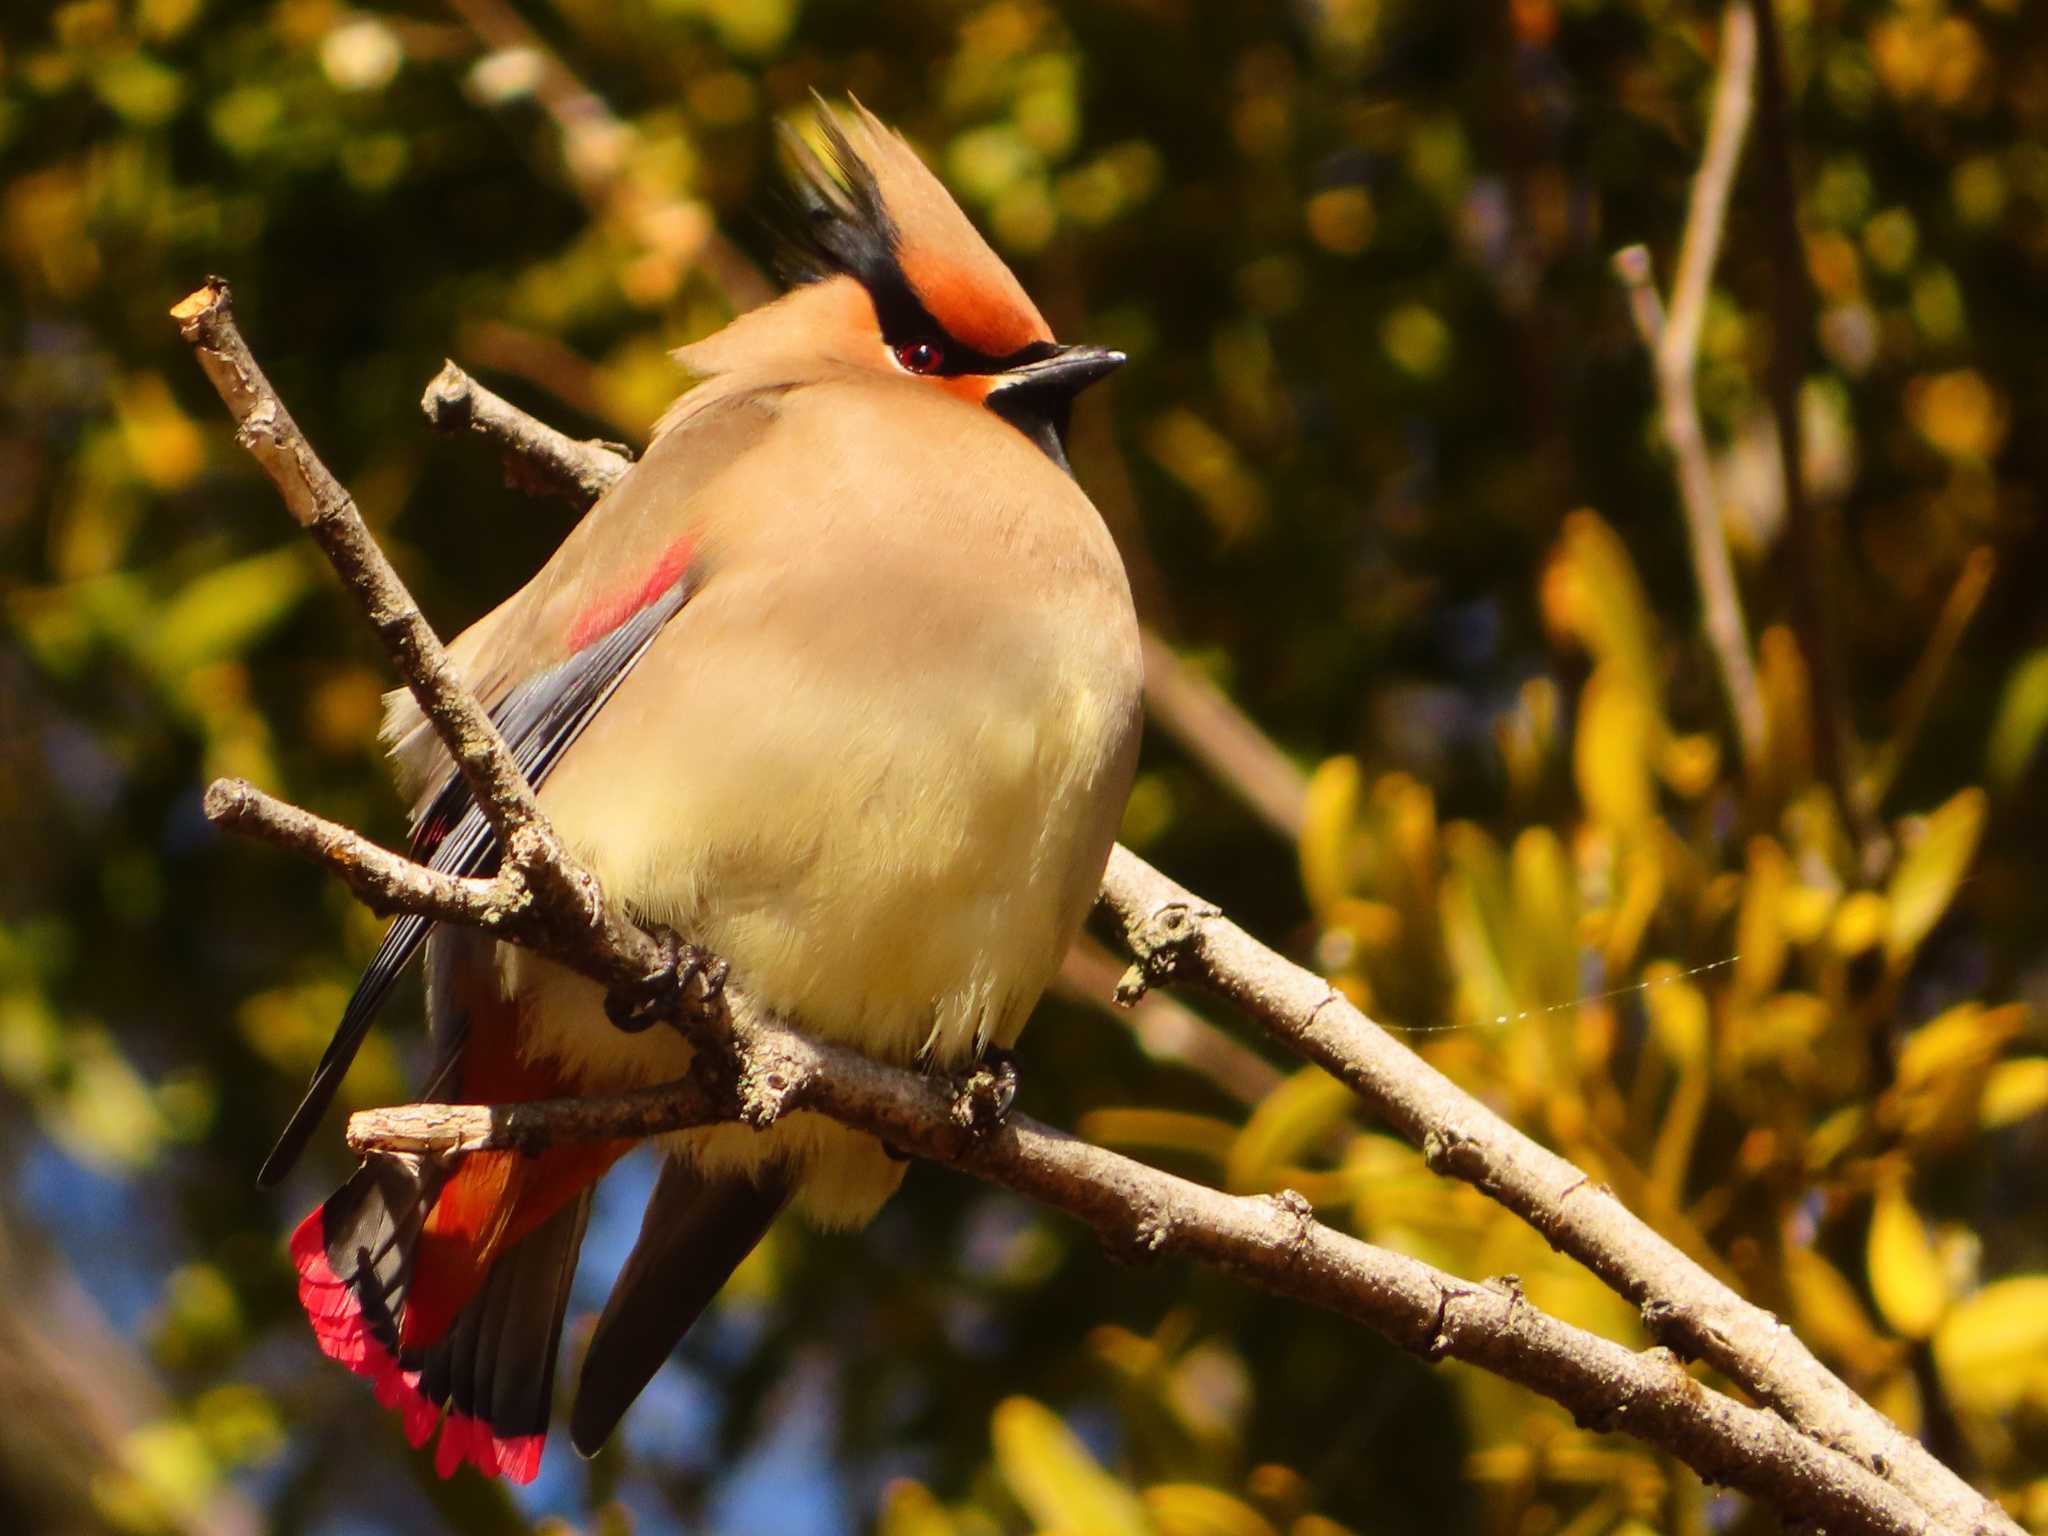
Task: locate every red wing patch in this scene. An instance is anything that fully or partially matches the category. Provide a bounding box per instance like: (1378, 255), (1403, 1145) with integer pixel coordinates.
(567, 533), (697, 653)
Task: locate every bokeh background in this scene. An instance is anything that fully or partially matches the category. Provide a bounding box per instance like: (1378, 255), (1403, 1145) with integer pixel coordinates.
(5, 0), (2048, 1532)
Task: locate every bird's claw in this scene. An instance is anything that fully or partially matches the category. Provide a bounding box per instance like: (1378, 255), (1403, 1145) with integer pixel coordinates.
(604, 925), (727, 1033)
(948, 1045), (1020, 1137)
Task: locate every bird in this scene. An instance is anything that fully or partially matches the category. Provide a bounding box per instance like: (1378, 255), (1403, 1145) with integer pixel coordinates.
(268, 99), (1143, 1483)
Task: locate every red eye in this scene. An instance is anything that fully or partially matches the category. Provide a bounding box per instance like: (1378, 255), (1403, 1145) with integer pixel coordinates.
(895, 339), (944, 375)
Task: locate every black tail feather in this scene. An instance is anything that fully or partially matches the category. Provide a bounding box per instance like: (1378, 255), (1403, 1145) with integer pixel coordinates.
(569, 1157), (792, 1458)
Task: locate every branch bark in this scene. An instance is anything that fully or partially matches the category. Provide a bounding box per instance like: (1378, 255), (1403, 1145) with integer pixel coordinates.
(1097, 846), (2011, 1536)
(347, 1046), (1936, 1536)
(179, 285), (2004, 1536)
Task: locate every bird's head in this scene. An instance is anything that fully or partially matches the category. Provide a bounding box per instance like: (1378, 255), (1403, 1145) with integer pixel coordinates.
(675, 99), (1123, 471)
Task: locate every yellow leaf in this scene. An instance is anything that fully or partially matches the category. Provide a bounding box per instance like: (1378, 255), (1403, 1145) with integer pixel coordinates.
(1438, 823), (1513, 1024)
(1078, 1109), (1239, 1166)
(1226, 1067), (1353, 1194)
(1933, 1277), (2048, 1419)
(1980, 1058), (2048, 1129)
(1868, 1182), (1950, 1340)
(1779, 883), (1837, 946)
(1555, 510), (1661, 704)
(1831, 892), (1890, 957)
(1658, 732), (1720, 798)
(1987, 649), (2048, 786)
(1735, 838), (1790, 999)
(1759, 626), (1814, 792)
(114, 372), (206, 493)
(1575, 663), (1657, 830)
(1782, 1244), (1894, 1376)
(1642, 967), (1708, 1070)
(1885, 788), (1987, 966)
(991, 1397), (1151, 1536)
(1882, 1002), (2026, 1151)
(879, 1479), (959, 1536)
(1509, 826), (1577, 1008)
(1144, 1484), (1279, 1536)
(145, 547), (313, 682)
(1600, 844), (1663, 976)
(1299, 756), (1363, 915)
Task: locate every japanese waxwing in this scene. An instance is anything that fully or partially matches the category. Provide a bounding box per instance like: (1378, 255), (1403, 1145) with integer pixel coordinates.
(266, 99), (1143, 1482)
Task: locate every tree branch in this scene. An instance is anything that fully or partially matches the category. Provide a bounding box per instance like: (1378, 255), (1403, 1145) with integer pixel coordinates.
(348, 1048), (1938, 1536)
(1611, 4), (1767, 773)
(180, 288), (2003, 1536)
(1097, 845), (2012, 1536)
(174, 280), (672, 1006)
(421, 360), (634, 507)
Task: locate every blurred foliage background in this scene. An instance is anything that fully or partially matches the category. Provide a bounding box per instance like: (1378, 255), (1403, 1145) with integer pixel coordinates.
(4, 0), (2048, 1532)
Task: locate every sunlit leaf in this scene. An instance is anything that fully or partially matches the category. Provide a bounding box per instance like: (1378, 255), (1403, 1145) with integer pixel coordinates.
(1438, 823), (1513, 1025)
(1868, 1181), (1949, 1340)
(1226, 1067), (1353, 1194)
(1734, 838), (1790, 999)
(1782, 1244), (1894, 1376)
(1642, 967), (1708, 1070)
(1979, 1058), (2048, 1129)
(1933, 1277), (2048, 1419)
(1144, 1483), (1279, 1536)
(1886, 788), (1986, 965)
(145, 547), (314, 681)
(991, 1397), (1151, 1536)
(1575, 663), (1656, 830)
(1299, 756), (1362, 916)
(1987, 649), (2048, 786)
(1078, 1109), (1239, 1167)
(880, 1479), (961, 1536)
(1552, 511), (1661, 706)
(1881, 1002), (2026, 1151)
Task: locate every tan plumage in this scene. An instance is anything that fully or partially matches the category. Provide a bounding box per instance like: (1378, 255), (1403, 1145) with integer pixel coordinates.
(284, 100), (1142, 1477)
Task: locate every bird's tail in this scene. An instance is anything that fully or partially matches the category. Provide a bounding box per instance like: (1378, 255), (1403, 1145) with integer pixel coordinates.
(292, 1132), (629, 1480)
(290, 933), (632, 1481)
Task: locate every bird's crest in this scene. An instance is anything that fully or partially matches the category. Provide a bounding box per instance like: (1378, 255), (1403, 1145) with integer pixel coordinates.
(781, 98), (1051, 361)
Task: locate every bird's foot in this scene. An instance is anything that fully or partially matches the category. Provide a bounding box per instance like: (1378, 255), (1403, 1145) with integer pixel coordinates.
(604, 925), (729, 1034)
(947, 1045), (1020, 1137)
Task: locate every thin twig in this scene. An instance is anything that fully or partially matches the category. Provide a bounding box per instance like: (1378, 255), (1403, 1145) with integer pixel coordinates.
(1097, 845), (2013, 1536)
(421, 360), (634, 506)
(1611, 4), (1767, 772)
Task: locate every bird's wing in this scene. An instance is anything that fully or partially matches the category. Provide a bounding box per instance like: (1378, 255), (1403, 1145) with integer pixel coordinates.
(258, 386), (781, 1188)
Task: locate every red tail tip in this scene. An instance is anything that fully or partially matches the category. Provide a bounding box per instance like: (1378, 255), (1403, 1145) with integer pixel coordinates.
(291, 1205), (543, 1483)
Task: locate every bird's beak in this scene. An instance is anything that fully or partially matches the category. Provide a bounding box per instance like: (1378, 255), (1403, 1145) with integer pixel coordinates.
(988, 344), (1127, 407)
(984, 344), (1125, 475)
